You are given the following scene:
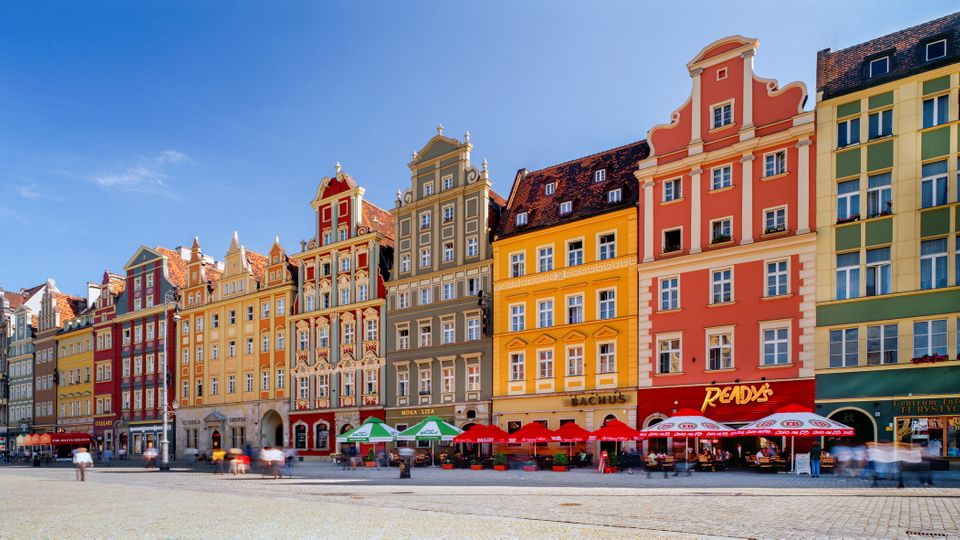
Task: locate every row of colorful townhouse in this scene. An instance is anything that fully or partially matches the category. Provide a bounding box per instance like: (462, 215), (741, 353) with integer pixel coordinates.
(1, 14), (959, 462)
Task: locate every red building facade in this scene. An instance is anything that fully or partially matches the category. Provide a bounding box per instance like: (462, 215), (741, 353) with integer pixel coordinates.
(92, 272), (124, 453)
(288, 165), (394, 457)
(635, 36), (817, 449)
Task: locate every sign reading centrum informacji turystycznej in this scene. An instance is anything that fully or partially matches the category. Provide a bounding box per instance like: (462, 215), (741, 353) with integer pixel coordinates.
(892, 398), (960, 416)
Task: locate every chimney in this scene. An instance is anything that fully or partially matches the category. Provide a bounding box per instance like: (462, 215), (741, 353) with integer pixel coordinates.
(86, 281), (101, 308)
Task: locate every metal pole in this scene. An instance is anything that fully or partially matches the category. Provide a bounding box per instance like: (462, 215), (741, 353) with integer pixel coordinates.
(160, 359), (170, 471)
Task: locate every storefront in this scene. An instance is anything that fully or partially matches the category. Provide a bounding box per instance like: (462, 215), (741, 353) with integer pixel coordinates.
(892, 398), (960, 459)
(638, 379), (815, 455)
(385, 405), (457, 449)
(291, 408), (383, 458)
(176, 401), (288, 457)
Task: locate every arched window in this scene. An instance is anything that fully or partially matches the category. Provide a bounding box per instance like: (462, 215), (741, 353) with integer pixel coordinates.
(314, 422), (330, 450)
(293, 424), (307, 449)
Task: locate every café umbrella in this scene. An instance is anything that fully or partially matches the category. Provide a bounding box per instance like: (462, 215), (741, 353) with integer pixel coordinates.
(337, 417), (399, 466)
(737, 404), (855, 472)
(639, 408), (738, 473)
(552, 422), (593, 458)
(397, 416), (463, 467)
(591, 420), (641, 469)
(453, 424), (509, 458)
(506, 422), (557, 457)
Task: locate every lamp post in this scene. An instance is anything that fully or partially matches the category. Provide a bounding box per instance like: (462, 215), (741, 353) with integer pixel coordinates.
(160, 291), (180, 471)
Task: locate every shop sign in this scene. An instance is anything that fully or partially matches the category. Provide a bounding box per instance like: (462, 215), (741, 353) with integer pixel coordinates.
(567, 392), (629, 407)
(387, 406), (455, 421)
(892, 397), (960, 416)
(181, 419), (201, 426)
(94, 420), (113, 427)
(701, 383), (774, 412)
(228, 417), (246, 423)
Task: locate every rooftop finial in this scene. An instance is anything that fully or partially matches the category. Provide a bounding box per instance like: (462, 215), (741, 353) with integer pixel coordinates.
(412, 150), (418, 161)
(436, 123), (444, 135)
(464, 129), (470, 143)
(335, 161), (342, 174)
(482, 158), (488, 172)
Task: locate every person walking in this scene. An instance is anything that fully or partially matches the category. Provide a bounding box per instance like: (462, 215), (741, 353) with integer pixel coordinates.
(73, 447), (93, 481)
(810, 440), (823, 478)
(103, 448), (113, 467)
(212, 448), (226, 475)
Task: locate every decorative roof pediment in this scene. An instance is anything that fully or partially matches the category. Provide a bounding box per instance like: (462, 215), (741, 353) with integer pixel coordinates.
(411, 133), (464, 165)
(123, 245), (163, 271)
(688, 35), (757, 68)
(533, 334), (557, 346)
(203, 411), (226, 424)
(505, 337), (527, 349)
(562, 330), (586, 342)
(593, 326), (619, 339)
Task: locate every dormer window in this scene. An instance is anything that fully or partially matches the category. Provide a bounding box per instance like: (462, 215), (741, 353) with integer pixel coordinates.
(594, 169), (606, 183)
(559, 201), (573, 215)
(515, 212), (528, 227)
(544, 182), (556, 195)
(926, 39), (947, 61)
(607, 188), (622, 204)
(868, 56), (889, 78)
(711, 102), (733, 129)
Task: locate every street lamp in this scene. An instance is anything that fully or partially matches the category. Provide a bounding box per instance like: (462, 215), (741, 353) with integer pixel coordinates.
(160, 290), (180, 471)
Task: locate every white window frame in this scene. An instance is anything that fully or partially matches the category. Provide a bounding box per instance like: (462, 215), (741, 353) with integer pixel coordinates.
(597, 232), (616, 260)
(710, 267), (733, 304)
(763, 206), (787, 234)
(765, 259), (789, 297)
(607, 188), (622, 203)
(537, 349), (554, 379)
(926, 39), (947, 61)
(711, 101), (733, 129)
(537, 246), (554, 273)
(711, 165), (732, 190)
(659, 275), (679, 311)
(759, 322), (790, 366)
(559, 201), (572, 215)
(663, 178), (681, 202)
(868, 56), (889, 78)
(763, 150), (787, 177)
(537, 298), (554, 329)
(509, 352), (525, 381)
(706, 327), (734, 371)
(656, 334), (682, 374)
(515, 212), (528, 227)
(597, 342), (616, 373)
(544, 182), (556, 195)
(597, 288), (616, 320)
(509, 303), (525, 332)
(510, 252), (525, 278)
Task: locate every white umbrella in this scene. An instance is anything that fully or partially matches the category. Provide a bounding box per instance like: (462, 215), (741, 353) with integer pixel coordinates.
(640, 408), (738, 474)
(738, 404), (854, 472)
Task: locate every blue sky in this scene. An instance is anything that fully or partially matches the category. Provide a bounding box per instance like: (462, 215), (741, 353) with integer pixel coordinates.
(0, 1), (946, 296)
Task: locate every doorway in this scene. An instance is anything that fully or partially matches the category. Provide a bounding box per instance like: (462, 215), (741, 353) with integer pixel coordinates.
(599, 414), (619, 456)
(211, 430), (222, 449)
(260, 410), (284, 447)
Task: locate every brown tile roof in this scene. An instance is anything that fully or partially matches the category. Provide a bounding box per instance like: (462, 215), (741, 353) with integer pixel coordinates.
(203, 263), (223, 285)
(362, 200), (395, 245)
(245, 250), (268, 284)
(155, 246), (188, 288)
(489, 190), (507, 208)
(4, 290), (26, 310)
(498, 139), (648, 239)
(54, 293), (86, 324)
(817, 12), (960, 100)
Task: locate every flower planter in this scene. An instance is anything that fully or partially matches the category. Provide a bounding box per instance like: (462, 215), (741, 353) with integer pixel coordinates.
(493, 464), (508, 471)
(441, 463), (455, 470)
(364, 461), (377, 468)
(470, 464), (483, 471)
(522, 465), (537, 472)
(551, 465), (568, 472)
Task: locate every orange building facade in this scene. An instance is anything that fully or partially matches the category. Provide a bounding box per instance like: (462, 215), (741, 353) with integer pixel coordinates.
(635, 36), (817, 452)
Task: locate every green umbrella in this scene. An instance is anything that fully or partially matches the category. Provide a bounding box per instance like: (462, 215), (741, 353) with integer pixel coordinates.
(337, 417), (399, 443)
(396, 416), (463, 467)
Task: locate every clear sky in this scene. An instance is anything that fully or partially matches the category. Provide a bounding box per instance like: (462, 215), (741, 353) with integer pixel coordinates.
(0, 1), (949, 296)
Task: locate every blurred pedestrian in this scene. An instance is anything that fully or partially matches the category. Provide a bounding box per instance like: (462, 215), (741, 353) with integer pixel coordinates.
(212, 448), (226, 475)
(103, 448), (113, 467)
(810, 441), (822, 478)
(144, 444), (158, 469)
(73, 447), (93, 481)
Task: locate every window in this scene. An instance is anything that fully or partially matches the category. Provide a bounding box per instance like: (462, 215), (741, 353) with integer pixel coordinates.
(442, 242), (454, 262)
(657, 337), (681, 374)
(515, 212), (528, 227)
(342, 322), (355, 345)
(711, 218), (732, 243)
(764, 151), (786, 177)
(441, 174), (454, 191)
(594, 169), (606, 183)
(242, 372), (252, 392)
(419, 324), (431, 347)
(598, 290), (616, 320)
(318, 325), (329, 347)
(659, 276), (679, 310)
(829, 328), (859, 367)
(566, 295), (584, 324)
(418, 368), (431, 395)
(365, 319), (378, 341)
(419, 248), (431, 268)
(598, 233), (616, 260)
(466, 318), (480, 341)
(711, 165), (732, 190)
(442, 282), (454, 301)
(467, 277), (481, 296)
(397, 371), (409, 397)
(537, 350), (553, 379)
(229, 310), (236, 324)
(510, 304), (525, 332)
(261, 334), (270, 353)
(544, 182), (556, 195)
(868, 56), (889, 77)
(211, 314), (219, 328)
(867, 324), (898, 365)
(397, 292), (409, 309)
(607, 189), (622, 203)
(297, 377), (308, 399)
(423, 182), (434, 197)
(837, 117), (860, 147)
(921, 161), (948, 208)
(764, 207), (786, 234)
(397, 328), (410, 350)
(762, 327), (789, 365)
(305, 295), (316, 312)
(357, 284), (368, 302)
(537, 299), (554, 328)
(246, 306), (254, 321)
(323, 231), (333, 245)
(261, 303), (270, 318)
(765, 260), (788, 297)
(509, 353), (525, 381)
(441, 321), (454, 344)
(195, 378), (203, 397)
(440, 366), (454, 394)
(866, 172), (892, 217)
(338, 228), (348, 242)
(443, 206), (454, 222)
(400, 254), (410, 273)
(466, 364), (480, 391)
(923, 94), (949, 128)
(567, 240), (583, 266)
(914, 319), (947, 357)
(538, 246), (554, 273)
(836, 179), (860, 221)
(420, 287), (432, 305)
(339, 256), (351, 273)
(711, 268), (733, 304)
(466, 237), (478, 257)
(663, 178), (681, 202)
(510, 252), (525, 278)
(707, 332), (733, 370)
(920, 238), (947, 289)
(868, 109), (893, 139)
(419, 211), (431, 229)
(559, 201), (572, 215)
(276, 331), (284, 350)
(926, 39), (948, 61)
(865, 247), (891, 296)
(712, 102), (732, 129)
(836, 252), (860, 299)
(364, 369), (378, 395)
(566, 346), (583, 376)
(598, 343), (615, 373)
(663, 228), (682, 253)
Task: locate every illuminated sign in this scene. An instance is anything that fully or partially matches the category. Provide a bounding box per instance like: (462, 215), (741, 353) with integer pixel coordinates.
(701, 383), (773, 412)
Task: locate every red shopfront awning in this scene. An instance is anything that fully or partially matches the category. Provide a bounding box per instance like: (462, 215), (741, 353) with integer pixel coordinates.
(50, 433), (92, 446)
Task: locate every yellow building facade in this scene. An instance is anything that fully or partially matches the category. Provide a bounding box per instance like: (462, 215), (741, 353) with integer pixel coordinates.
(56, 309), (95, 436)
(176, 234), (295, 454)
(492, 141), (646, 439)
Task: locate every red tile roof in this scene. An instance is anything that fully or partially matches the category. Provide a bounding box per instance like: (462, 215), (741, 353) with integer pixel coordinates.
(155, 246), (188, 288)
(817, 12), (960, 99)
(489, 190), (507, 208)
(498, 139), (648, 238)
(54, 293), (86, 324)
(245, 250), (268, 284)
(3, 290), (25, 310)
(362, 200), (395, 245)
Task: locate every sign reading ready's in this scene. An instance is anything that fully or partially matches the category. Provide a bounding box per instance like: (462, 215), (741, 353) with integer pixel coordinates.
(701, 383), (774, 412)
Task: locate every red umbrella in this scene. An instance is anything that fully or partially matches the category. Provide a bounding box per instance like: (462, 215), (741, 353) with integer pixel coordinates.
(552, 422), (593, 442)
(452, 424), (508, 443)
(590, 419), (641, 441)
(507, 422), (556, 458)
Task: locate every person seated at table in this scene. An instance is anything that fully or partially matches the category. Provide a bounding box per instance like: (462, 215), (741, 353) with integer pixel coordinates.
(646, 451), (659, 468)
(756, 449), (765, 462)
(577, 450), (588, 463)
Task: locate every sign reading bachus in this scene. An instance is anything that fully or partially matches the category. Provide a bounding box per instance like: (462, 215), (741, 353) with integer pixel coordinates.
(701, 383), (774, 412)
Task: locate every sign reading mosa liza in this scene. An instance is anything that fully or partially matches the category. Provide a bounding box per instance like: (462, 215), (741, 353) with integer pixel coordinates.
(568, 392), (630, 407)
(701, 383), (774, 412)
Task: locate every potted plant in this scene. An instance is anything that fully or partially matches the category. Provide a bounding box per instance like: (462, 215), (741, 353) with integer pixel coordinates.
(364, 448), (378, 468)
(493, 453), (508, 471)
(522, 460), (537, 472)
(552, 452), (569, 472)
(470, 457), (484, 471)
(606, 454), (620, 473)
